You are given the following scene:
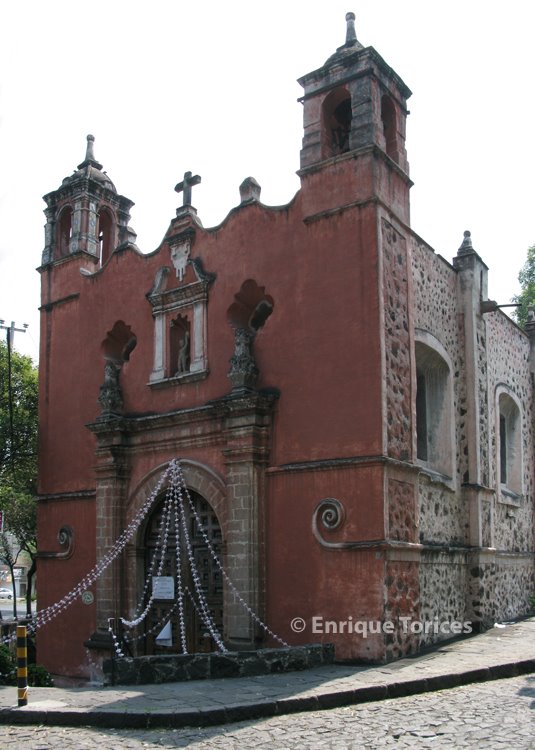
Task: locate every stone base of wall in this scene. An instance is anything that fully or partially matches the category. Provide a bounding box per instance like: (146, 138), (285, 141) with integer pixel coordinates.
(103, 644), (335, 686)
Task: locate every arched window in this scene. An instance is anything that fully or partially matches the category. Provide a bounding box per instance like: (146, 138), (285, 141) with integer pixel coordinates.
(415, 338), (453, 478)
(322, 87), (352, 158)
(381, 94), (398, 162)
(57, 206), (73, 257)
(497, 391), (522, 497)
(97, 207), (114, 265)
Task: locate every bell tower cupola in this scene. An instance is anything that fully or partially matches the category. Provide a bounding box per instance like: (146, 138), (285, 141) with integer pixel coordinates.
(41, 135), (136, 268)
(298, 13), (412, 222)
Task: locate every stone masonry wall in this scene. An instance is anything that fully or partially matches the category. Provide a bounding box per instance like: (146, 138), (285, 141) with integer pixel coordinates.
(419, 551), (469, 648)
(388, 479), (417, 543)
(418, 475), (468, 546)
(469, 557), (534, 626)
(493, 559), (534, 621)
(384, 559), (420, 660)
(486, 312), (534, 553)
(476, 315), (490, 486)
(382, 219), (411, 461)
(410, 236), (468, 538)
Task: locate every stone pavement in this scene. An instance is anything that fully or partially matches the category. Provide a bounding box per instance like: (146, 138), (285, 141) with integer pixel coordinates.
(0, 617), (534, 730)
(4, 674), (534, 749)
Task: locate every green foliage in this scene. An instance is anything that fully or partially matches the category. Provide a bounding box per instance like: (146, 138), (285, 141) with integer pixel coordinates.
(0, 644), (15, 684)
(0, 341), (38, 569)
(0, 487), (37, 557)
(512, 244), (535, 328)
(0, 340), (38, 491)
(0, 644), (53, 687)
(28, 663), (54, 687)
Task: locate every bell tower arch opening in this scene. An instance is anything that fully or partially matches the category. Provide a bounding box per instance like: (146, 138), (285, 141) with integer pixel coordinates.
(57, 205), (73, 257)
(97, 206), (115, 265)
(322, 87), (352, 158)
(381, 94), (398, 163)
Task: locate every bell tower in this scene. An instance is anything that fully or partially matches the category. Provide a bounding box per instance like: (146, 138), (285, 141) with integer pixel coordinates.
(41, 135), (135, 268)
(298, 13), (412, 222)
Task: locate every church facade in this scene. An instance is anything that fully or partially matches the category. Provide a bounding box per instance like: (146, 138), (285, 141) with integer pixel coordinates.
(37, 14), (535, 679)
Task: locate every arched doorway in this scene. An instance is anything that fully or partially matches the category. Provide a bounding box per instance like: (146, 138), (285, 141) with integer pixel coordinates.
(142, 490), (223, 654)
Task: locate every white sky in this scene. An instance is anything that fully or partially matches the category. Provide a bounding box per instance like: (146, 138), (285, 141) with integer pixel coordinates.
(1, 0), (534, 363)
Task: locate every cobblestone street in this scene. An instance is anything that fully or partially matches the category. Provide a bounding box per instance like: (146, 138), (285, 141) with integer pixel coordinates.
(3, 675), (534, 749)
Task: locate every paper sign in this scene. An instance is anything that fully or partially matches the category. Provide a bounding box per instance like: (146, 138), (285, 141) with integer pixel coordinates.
(152, 576), (175, 600)
(155, 620), (173, 647)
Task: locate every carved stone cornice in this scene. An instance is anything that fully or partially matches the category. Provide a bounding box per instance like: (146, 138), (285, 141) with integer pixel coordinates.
(147, 279), (209, 312)
(86, 388), (279, 457)
(38, 489), (95, 504)
(267, 453), (421, 475)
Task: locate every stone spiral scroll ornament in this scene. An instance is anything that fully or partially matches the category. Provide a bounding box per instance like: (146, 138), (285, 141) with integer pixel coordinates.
(38, 525), (75, 560)
(312, 499), (407, 551)
(312, 498), (348, 549)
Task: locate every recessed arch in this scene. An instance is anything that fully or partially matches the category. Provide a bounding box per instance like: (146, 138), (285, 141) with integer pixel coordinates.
(100, 320), (137, 363)
(496, 385), (523, 497)
(227, 279), (274, 332)
(97, 206), (115, 265)
(322, 86), (352, 158)
(122, 460), (228, 642)
(127, 459), (227, 543)
(381, 94), (398, 162)
(57, 205), (73, 257)
(414, 331), (454, 478)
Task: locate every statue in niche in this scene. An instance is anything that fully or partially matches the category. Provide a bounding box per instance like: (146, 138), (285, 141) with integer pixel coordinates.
(177, 330), (190, 374)
(228, 327), (259, 391)
(98, 359), (123, 418)
(170, 315), (190, 376)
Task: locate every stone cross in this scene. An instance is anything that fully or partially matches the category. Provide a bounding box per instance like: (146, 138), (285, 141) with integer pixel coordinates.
(175, 171), (201, 206)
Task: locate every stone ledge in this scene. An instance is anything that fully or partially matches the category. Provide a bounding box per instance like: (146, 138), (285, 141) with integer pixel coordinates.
(103, 644), (335, 686)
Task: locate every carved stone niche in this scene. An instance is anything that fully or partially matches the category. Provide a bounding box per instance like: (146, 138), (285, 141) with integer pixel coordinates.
(227, 279), (274, 392)
(147, 252), (216, 386)
(98, 321), (137, 419)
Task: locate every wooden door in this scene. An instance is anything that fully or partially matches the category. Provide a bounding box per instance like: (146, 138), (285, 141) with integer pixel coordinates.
(143, 491), (223, 654)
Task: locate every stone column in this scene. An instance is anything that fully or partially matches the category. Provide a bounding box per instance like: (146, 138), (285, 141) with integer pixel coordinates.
(42, 208), (55, 265)
(453, 232), (495, 628)
(190, 300), (206, 373)
(84, 429), (131, 673)
(70, 200), (83, 254)
(149, 313), (166, 382)
(219, 391), (278, 647)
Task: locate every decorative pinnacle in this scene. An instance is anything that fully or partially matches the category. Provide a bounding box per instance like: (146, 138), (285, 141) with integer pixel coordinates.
(78, 133), (103, 170)
(458, 230), (474, 255)
(85, 134), (96, 161)
(345, 11), (357, 45)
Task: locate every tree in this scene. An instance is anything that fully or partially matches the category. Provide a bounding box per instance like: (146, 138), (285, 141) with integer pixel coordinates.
(0, 340), (38, 618)
(512, 244), (535, 328)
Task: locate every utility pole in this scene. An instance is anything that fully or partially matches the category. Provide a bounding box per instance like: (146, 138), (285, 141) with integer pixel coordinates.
(0, 321), (28, 475)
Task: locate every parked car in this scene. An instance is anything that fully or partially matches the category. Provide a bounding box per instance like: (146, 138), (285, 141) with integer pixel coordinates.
(0, 588), (13, 599)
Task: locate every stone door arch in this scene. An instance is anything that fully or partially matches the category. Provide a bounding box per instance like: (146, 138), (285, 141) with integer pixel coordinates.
(124, 460), (227, 654)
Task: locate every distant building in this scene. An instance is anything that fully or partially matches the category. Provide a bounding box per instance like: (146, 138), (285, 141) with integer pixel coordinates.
(37, 14), (534, 679)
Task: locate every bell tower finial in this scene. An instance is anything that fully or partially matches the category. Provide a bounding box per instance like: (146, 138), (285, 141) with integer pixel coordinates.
(345, 12), (357, 46)
(85, 134), (96, 162)
(78, 133), (103, 170)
